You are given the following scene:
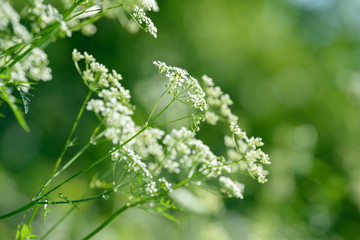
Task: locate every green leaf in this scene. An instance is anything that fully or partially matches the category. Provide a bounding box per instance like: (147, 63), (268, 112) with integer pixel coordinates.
(58, 193), (79, 209)
(16, 224), (38, 240)
(0, 88), (30, 132)
(155, 209), (179, 224)
(18, 88), (33, 114)
(153, 197), (181, 223)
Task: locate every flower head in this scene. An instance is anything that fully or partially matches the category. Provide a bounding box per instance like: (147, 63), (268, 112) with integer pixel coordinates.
(153, 61), (208, 111)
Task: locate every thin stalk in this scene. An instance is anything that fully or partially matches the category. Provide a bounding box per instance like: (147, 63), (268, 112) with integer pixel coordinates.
(28, 90), (91, 224)
(150, 114), (193, 128)
(43, 97), (176, 197)
(35, 90), (92, 200)
(43, 126), (148, 198)
(0, 201), (37, 220)
(40, 168), (113, 240)
(0, 97), (176, 219)
(69, 12), (105, 32)
(38, 189), (114, 205)
(66, 4), (125, 21)
(55, 91), (92, 173)
(149, 97), (176, 124)
(146, 89), (167, 124)
(81, 198), (151, 240)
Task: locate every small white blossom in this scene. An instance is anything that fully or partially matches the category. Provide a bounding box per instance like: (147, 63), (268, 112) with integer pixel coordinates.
(219, 176), (244, 199)
(230, 123), (247, 140)
(72, 49), (84, 62)
(142, 0), (159, 12)
(84, 52), (96, 64)
(86, 99), (105, 113)
(153, 61), (208, 111)
(81, 23), (97, 36)
(247, 136), (264, 149)
(27, 0), (71, 36)
(202, 75), (214, 87)
(205, 111), (219, 125)
(132, 6), (157, 38)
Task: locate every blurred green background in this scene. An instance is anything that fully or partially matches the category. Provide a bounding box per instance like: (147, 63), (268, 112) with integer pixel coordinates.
(1, 0), (360, 239)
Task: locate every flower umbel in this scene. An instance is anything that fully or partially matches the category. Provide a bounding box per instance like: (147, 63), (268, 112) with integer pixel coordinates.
(153, 61), (208, 111)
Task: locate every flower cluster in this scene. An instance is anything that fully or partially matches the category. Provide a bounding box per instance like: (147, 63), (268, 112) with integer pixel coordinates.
(202, 75), (237, 123)
(141, 0), (159, 12)
(161, 127), (228, 177)
(132, 6), (158, 38)
(0, 1), (52, 92)
(26, 0), (71, 36)
(73, 54), (269, 200)
(219, 176), (244, 199)
(72, 49), (136, 145)
(131, 127), (165, 163)
(112, 146), (172, 197)
(202, 75), (271, 183)
(153, 61), (208, 111)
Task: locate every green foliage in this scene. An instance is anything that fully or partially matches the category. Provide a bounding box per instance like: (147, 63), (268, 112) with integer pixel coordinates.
(18, 89), (32, 114)
(15, 224), (37, 240)
(0, 87), (30, 132)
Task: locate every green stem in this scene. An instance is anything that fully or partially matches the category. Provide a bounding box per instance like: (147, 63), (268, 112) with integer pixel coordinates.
(38, 189), (114, 205)
(0, 96), (176, 220)
(81, 198), (150, 240)
(43, 126), (148, 198)
(51, 90), (92, 176)
(149, 97), (176, 124)
(66, 4), (125, 21)
(26, 90), (92, 225)
(43, 97), (176, 197)
(40, 168), (113, 240)
(146, 89), (167, 124)
(69, 12), (105, 32)
(0, 91), (92, 221)
(150, 114), (193, 128)
(0, 201), (37, 220)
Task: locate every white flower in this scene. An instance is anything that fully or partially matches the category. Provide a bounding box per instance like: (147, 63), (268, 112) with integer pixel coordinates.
(86, 99), (105, 113)
(205, 111), (219, 125)
(202, 75), (214, 87)
(142, 0), (159, 12)
(74, 50), (136, 145)
(246, 136), (264, 149)
(72, 49), (84, 62)
(84, 52), (96, 64)
(162, 127), (226, 178)
(230, 123), (247, 139)
(219, 176), (244, 199)
(132, 6), (157, 38)
(27, 0), (71, 35)
(153, 61), (208, 111)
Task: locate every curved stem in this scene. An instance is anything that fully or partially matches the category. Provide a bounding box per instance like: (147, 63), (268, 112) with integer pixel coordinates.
(40, 168), (113, 240)
(43, 97), (176, 197)
(52, 90), (92, 176)
(26, 90), (92, 225)
(81, 198), (150, 240)
(146, 89), (167, 124)
(0, 201), (37, 220)
(0, 97), (176, 220)
(150, 114), (193, 128)
(38, 189), (114, 205)
(149, 97), (176, 124)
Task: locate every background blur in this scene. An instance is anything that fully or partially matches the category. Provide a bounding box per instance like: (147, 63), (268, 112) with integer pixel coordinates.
(1, 0), (360, 239)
